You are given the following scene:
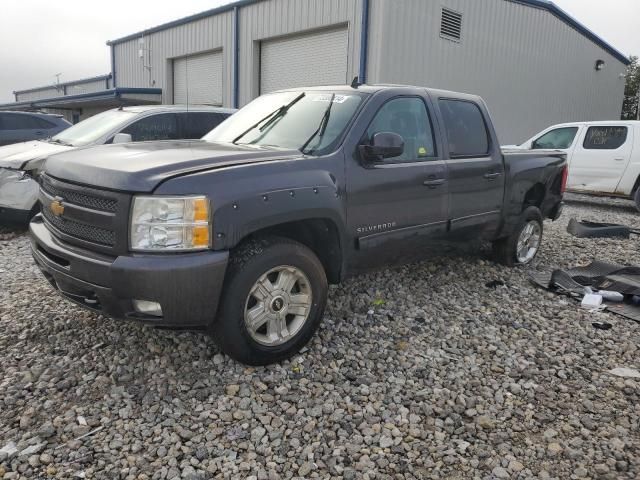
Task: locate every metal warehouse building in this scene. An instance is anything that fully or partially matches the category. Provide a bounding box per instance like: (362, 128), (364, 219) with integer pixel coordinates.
(1, 0), (630, 144)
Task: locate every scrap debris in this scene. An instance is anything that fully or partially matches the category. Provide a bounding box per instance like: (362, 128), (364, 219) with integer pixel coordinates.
(530, 260), (640, 322)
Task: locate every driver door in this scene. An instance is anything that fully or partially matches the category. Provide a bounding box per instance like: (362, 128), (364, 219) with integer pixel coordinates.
(345, 94), (449, 271)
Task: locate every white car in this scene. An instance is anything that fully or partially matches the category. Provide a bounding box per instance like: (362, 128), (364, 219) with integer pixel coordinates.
(505, 121), (640, 211)
(0, 105), (235, 223)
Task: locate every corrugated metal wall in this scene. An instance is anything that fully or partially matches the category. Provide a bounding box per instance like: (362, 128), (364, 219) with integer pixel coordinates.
(113, 11), (234, 106)
(16, 87), (62, 102)
(109, 0), (626, 144)
(367, 0), (627, 144)
(64, 78), (108, 96)
(15, 78), (111, 102)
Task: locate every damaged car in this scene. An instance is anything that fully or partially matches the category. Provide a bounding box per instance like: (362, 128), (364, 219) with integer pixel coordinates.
(0, 105), (236, 224)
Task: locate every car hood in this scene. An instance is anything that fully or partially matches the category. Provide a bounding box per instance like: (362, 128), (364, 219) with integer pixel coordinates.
(45, 140), (303, 192)
(0, 141), (74, 170)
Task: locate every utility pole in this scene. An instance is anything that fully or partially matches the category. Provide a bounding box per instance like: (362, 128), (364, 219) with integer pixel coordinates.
(637, 81), (640, 120)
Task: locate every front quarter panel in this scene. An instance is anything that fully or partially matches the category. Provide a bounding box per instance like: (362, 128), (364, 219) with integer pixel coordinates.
(153, 153), (348, 251)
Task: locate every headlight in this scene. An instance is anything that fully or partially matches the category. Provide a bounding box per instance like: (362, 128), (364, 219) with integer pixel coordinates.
(130, 196), (210, 252)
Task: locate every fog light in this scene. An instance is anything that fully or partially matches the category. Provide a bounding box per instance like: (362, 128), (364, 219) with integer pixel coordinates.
(132, 299), (163, 317)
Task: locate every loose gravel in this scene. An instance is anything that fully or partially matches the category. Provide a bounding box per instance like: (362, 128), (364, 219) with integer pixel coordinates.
(1, 194), (639, 480)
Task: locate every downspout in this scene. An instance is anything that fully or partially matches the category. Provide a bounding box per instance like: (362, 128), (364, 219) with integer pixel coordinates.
(110, 45), (117, 88)
(233, 6), (240, 109)
(358, 0), (370, 84)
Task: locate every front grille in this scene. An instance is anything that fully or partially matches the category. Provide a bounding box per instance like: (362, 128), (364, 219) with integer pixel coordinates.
(42, 203), (116, 247)
(41, 175), (118, 212)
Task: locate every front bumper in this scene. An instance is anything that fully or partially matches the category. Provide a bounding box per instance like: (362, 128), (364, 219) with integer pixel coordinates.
(0, 206), (33, 224)
(30, 215), (229, 328)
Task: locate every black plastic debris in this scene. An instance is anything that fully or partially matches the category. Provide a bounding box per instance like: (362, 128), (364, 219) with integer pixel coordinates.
(592, 321), (612, 330)
(485, 280), (506, 289)
(530, 260), (640, 323)
(567, 218), (639, 239)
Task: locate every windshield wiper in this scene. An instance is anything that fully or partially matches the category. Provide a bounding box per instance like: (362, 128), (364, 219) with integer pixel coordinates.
(232, 92), (305, 145)
(49, 138), (73, 147)
(300, 93), (336, 154)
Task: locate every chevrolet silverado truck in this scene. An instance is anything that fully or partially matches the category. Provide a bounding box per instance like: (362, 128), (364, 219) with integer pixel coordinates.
(30, 85), (567, 365)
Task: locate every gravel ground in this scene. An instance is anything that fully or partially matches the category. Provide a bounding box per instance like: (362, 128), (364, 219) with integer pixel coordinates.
(1, 194), (639, 480)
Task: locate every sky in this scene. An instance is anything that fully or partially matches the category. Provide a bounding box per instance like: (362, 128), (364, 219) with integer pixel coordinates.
(0, 0), (639, 104)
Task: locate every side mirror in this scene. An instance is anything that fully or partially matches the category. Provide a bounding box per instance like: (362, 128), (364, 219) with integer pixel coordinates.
(113, 133), (133, 144)
(359, 132), (405, 162)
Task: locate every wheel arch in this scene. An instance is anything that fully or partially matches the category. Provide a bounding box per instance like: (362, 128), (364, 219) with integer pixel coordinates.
(231, 217), (344, 284)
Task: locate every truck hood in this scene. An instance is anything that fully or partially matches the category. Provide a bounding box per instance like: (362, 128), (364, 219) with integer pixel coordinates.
(45, 140), (302, 192)
(0, 141), (74, 170)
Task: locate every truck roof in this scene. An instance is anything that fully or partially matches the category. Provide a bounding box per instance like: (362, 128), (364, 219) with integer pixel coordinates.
(117, 105), (238, 114)
(276, 84), (484, 103)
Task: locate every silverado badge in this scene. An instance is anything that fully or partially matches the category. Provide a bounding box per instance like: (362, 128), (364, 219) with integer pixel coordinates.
(50, 198), (65, 217)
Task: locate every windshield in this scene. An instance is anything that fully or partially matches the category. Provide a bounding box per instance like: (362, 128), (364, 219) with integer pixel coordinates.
(203, 90), (367, 155)
(52, 109), (138, 147)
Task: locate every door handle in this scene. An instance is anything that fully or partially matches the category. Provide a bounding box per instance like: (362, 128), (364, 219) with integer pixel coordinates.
(423, 178), (445, 188)
(484, 172), (502, 180)
(614, 158), (625, 162)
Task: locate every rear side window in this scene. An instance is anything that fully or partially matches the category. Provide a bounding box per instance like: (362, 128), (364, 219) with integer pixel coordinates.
(583, 126), (628, 150)
(438, 99), (489, 157)
(181, 112), (229, 138)
(532, 127), (579, 149)
(1, 113), (54, 130)
(122, 113), (180, 142)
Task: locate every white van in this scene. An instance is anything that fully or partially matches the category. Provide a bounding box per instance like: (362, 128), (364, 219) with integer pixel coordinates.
(506, 121), (640, 210)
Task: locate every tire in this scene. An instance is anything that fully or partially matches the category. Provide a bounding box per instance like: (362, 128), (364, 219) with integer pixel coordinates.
(492, 206), (543, 267)
(210, 236), (328, 365)
(634, 188), (640, 213)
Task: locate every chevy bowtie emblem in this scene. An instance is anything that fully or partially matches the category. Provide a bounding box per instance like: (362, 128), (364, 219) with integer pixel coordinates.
(50, 198), (65, 217)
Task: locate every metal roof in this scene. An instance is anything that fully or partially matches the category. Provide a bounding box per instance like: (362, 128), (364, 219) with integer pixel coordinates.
(0, 88), (162, 110)
(105, 0), (630, 65)
(14, 74), (113, 95)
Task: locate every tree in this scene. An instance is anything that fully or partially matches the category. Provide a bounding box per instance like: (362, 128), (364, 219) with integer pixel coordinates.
(621, 55), (640, 120)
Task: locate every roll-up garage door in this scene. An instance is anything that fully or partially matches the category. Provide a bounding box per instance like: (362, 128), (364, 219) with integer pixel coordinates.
(173, 51), (223, 105)
(260, 27), (349, 94)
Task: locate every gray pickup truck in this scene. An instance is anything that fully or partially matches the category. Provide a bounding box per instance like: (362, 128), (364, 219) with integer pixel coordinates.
(30, 84), (567, 365)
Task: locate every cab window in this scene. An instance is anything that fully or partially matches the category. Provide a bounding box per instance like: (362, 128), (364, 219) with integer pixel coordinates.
(366, 97), (436, 163)
(532, 127), (578, 149)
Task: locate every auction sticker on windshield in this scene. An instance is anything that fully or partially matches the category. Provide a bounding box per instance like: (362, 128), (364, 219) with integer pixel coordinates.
(311, 94), (351, 104)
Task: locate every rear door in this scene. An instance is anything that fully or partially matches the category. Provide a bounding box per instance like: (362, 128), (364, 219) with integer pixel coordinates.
(436, 98), (504, 237)
(567, 124), (634, 193)
(346, 92), (449, 269)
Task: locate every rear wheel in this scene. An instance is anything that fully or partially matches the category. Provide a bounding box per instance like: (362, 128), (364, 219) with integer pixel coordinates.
(210, 236), (328, 365)
(492, 206), (543, 266)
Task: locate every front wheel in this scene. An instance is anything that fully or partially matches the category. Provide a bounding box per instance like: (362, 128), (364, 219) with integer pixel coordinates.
(492, 206), (543, 266)
(634, 188), (640, 213)
(210, 236), (328, 365)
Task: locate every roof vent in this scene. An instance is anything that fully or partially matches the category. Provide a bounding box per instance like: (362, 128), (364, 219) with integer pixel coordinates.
(440, 8), (462, 42)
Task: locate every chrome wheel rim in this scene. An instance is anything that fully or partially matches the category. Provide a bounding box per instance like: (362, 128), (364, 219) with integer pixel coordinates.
(516, 220), (541, 264)
(244, 265), (313, 346)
